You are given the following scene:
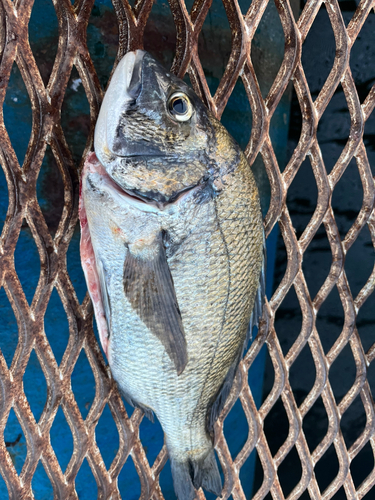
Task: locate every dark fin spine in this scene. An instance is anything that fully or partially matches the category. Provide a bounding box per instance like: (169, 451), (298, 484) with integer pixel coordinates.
(171, 450), (222, 500)
(246, 232), (266, 345)
(118, 388), (154, 423)
(207, 351), (242, 432)
(123, 237), (188, 375)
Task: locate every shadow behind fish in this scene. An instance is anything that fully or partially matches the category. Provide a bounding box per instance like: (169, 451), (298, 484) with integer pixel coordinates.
(79, 50), (265, 500)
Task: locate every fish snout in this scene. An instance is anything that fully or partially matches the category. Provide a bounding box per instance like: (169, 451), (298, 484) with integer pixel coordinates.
(94, 50), (146, 163)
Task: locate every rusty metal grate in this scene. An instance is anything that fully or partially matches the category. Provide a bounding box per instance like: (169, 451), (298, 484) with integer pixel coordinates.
(0, 0), (374, 498)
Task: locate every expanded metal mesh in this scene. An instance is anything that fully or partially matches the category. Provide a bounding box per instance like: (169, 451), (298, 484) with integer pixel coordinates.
(0, 0), (374, 498)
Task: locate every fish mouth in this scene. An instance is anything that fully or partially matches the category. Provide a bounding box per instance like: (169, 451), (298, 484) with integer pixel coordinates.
(85, 151), (200, 211)
(124, 184), (199, 207)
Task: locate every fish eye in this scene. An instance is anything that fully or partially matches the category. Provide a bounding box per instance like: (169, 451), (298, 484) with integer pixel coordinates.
(167, 92), (193, 122)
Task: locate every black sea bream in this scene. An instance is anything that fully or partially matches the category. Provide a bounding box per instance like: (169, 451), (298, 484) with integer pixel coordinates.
(79, 50), (264, 500)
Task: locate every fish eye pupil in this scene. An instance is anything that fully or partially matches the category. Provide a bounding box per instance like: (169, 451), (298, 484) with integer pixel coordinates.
(167, 92), (192, 121)
(172, 97), (187, 114)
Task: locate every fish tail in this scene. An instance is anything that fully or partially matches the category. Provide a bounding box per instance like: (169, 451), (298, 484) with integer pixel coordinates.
(170, 449), (222, 500)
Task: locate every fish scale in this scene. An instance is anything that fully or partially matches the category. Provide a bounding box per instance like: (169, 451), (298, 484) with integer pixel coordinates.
(80, 50), (264, 500)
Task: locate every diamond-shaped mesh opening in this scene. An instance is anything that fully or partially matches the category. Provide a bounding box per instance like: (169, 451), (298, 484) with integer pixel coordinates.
(248, 343), (268, 409)
(118, 454), (141, 500)
(287, 156), (319, 239)
(49, 406), (74, 473)
(23, 350), (47, 422)
(252, 447), (272, 500)
(28, 0), (59, 87)
(13, 221), (40, 305)
(32, 460), (53, 499)
(301, 3), (336, 99)
(95, 403), (120, 470)
(302, 395), (329, 454)
(278, 445), (303, 497)
(316, 286), (345, 354)
(0, 287), (18, 368)
(271, 226), (288, 292)
(252, 152), (271, 216)
(289, 343), (317, 404)
(351, 440), (375, 489)
(302, 224), (332, 299)
(284, 88), (303, 171)
(75, 458), (98, 500)
(251, 0), (286, 100)
(198, 0), (232, 96)
(3, 62), (32, 166)
(61, 66), (91, 165)
(71, 349), (96, 420)
(36, 146), (65, 236)
(223, 398), (249, 458)
(341, 393), (367, 450)
(44, 288), (70, 365)
(4, 408), (26, 475)
(356, 284), (375, 353)
(349, 13), (375, 96)
(144, 0), (177, 70)
(0, 473), (7, 499)
(0, 166), (7, 236)
(368, 361), (375, 399)
(329, 343), (357, 405)
(87, 1), (118, 89)
(331, 158), (364, 239)
(263, 397), (290, 457)
(269, 82), (295, 171)
(239, 448), (258, 498)
(317, 84), (352, 172)
(221, 77), (252, 151)
(274, 285), (303, 356)
(259, 345), (275, 405)
(315, 442), (341, 494)
(66, 223), (87, 304)
(138, 413), (164, 467)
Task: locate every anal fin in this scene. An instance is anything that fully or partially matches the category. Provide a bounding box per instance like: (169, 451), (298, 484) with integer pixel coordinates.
(118, 386), (154, 422)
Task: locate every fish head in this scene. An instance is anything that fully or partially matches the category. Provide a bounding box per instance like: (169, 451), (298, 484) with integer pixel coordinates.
(94, 50), (231, 205)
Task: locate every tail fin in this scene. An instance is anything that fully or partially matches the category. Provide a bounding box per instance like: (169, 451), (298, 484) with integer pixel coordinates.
(193, 449), (222, 495)
(171, 449), (222, 500)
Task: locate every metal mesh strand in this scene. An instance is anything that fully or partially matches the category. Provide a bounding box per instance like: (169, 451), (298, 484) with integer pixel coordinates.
(0, 0), (374, 498)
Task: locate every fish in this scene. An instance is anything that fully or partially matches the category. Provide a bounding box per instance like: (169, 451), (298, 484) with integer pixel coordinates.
(79, 50), (265, 500)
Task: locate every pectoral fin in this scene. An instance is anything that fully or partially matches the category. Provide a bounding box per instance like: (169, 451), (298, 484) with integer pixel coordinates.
(123, 240), (188, 375)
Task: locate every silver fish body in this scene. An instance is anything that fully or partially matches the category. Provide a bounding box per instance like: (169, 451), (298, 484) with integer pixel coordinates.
(79, 50), (264, 500)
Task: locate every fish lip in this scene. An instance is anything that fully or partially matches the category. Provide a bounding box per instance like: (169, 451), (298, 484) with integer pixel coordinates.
(128, 184), (199, 208)
(116, 153), (167, 159)
(86, 152), (202, 211)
